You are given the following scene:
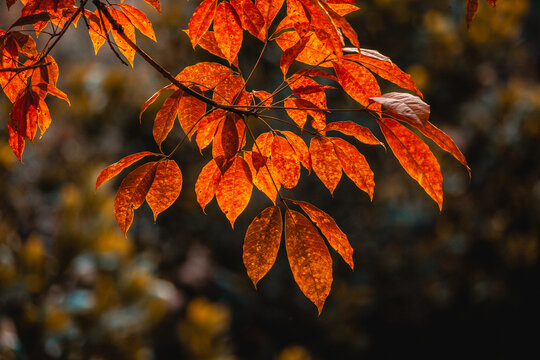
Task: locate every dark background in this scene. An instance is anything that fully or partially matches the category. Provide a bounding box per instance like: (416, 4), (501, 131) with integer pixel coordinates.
(1, 0), (539, 359)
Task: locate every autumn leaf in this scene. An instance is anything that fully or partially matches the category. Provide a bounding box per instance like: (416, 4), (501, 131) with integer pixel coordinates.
(216, 156), (253, 227)
(119, 3), (156, 42)
(114, 162), (158, 235)
(96, 151), (159, 190)
(196, 110), (225, 152)
(221, 114), (240, 159)
(280, 130), (311, 171)
(245, 151), (280, 204)
(188, 0), (217, 48)
(214, 1), (243, 64)
(175, 62), (233, 89)
(333, 60), (381, 109)
(324, 121), (383, 146)
(146, 160), (183, 220)
(377, 118), (443, 209)
(272, 135), (301, 189)
(195, 159), (223, 212)
(370, 92), (430, 128)
(153, 90), (182, 149)
(256, 0), (285, 35)
(330, 137), (374, 199)
(177, 87), (206, 140)
(231, 0), (266, 41)
(310, 137), (342, 194)
(293, 200), (353, 269)
(285, 209), (332, 314)
(110, 8), (137, 66)
(280, 34), (311, 76)
(243, 206), (282, 287)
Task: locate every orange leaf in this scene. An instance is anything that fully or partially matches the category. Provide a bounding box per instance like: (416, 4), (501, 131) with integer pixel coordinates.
(140, 84), (175, 120)
(9, 89), (38, 141)
(256, 0), (285, 34)
(195, 159), (223, 212)
(110, 8), (137, 66)
(177, 87), (206, 140)
(251, 132), (274, 157)
(333, 60), (381, 109)
(319, 0), (359, 50)
(213, 114), (245, 158)
(153, 90), (182, 149)
(370, 92), (430, 128)
(120, 3), (156, 41)
(280, 34), (311, 76)
(310, 137), (342, 194)
(324, 121), (383, 146)
(143, 0), (161, 13)
(330, 137), (374, 199)
(96, 151), (158, 190)
(214, 2), (243, 64)
(216, 156), (253, 227)
(272, 135), (301, 189)
(245, 152), (280, 204)
(252, 90), (273, 107)
(285, 99), (308, 129)
(280, 130), (311, 171)
(378, 118), (443, 209)
(417, 122), (470, 177)
(188, 0), (217, 47)
(275, 25), (333, 67)
(243, 206), (282, 287)
(231, 0), (266, 41)
(146, 160), (182, 220)
(293, 200), (353, 269)
(86, 10), (109, 54)
(196, 110), (225, 152)
(285, 209), (332, 314)
(213, 74), (244, 104)
(114, 162), (158, 235)
(344, 50), (423, 98)
(176, 62), (233, 89)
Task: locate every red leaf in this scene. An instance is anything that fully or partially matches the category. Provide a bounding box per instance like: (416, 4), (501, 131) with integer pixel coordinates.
(370, 92), (430, 128)
(8, 125), (25, 162)
(214, 2), (243, 64)
(153, 90), (182, 149)
(251, 132), (274, 157)
(293, 200), (353, 269)
(285, 209), (332, 314)
(96, 151), (158, 190)
(114, 162), (158, 235)
(195, 159), (223, 212)
(9, 89), (39, 141)
(466, 0), (479, 27)
(378, 118), (443, 209)
(221, 114), (240, 159)
(86, 10), (108, 54)
(324, 121), (383, 146)
(146, 160), (183, 220)
(188, 0), (217, 47)
(216, 156), (253, 227)
(272, 135), (301, 189)
(333, 60), (381, 109)
(110, 8), (137, 66)
(243, 206), (282, 287)
(310, 137), (342, 194)
(331, 137), (374, 199)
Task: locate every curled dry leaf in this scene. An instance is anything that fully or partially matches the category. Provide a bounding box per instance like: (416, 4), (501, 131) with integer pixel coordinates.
(370, 92), (430, 128)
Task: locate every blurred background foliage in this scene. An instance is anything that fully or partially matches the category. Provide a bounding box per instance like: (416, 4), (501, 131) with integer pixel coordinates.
(1, 0), (539, 358)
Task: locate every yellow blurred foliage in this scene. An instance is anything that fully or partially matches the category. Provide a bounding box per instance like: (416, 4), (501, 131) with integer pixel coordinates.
(276, 345), (312, 360)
